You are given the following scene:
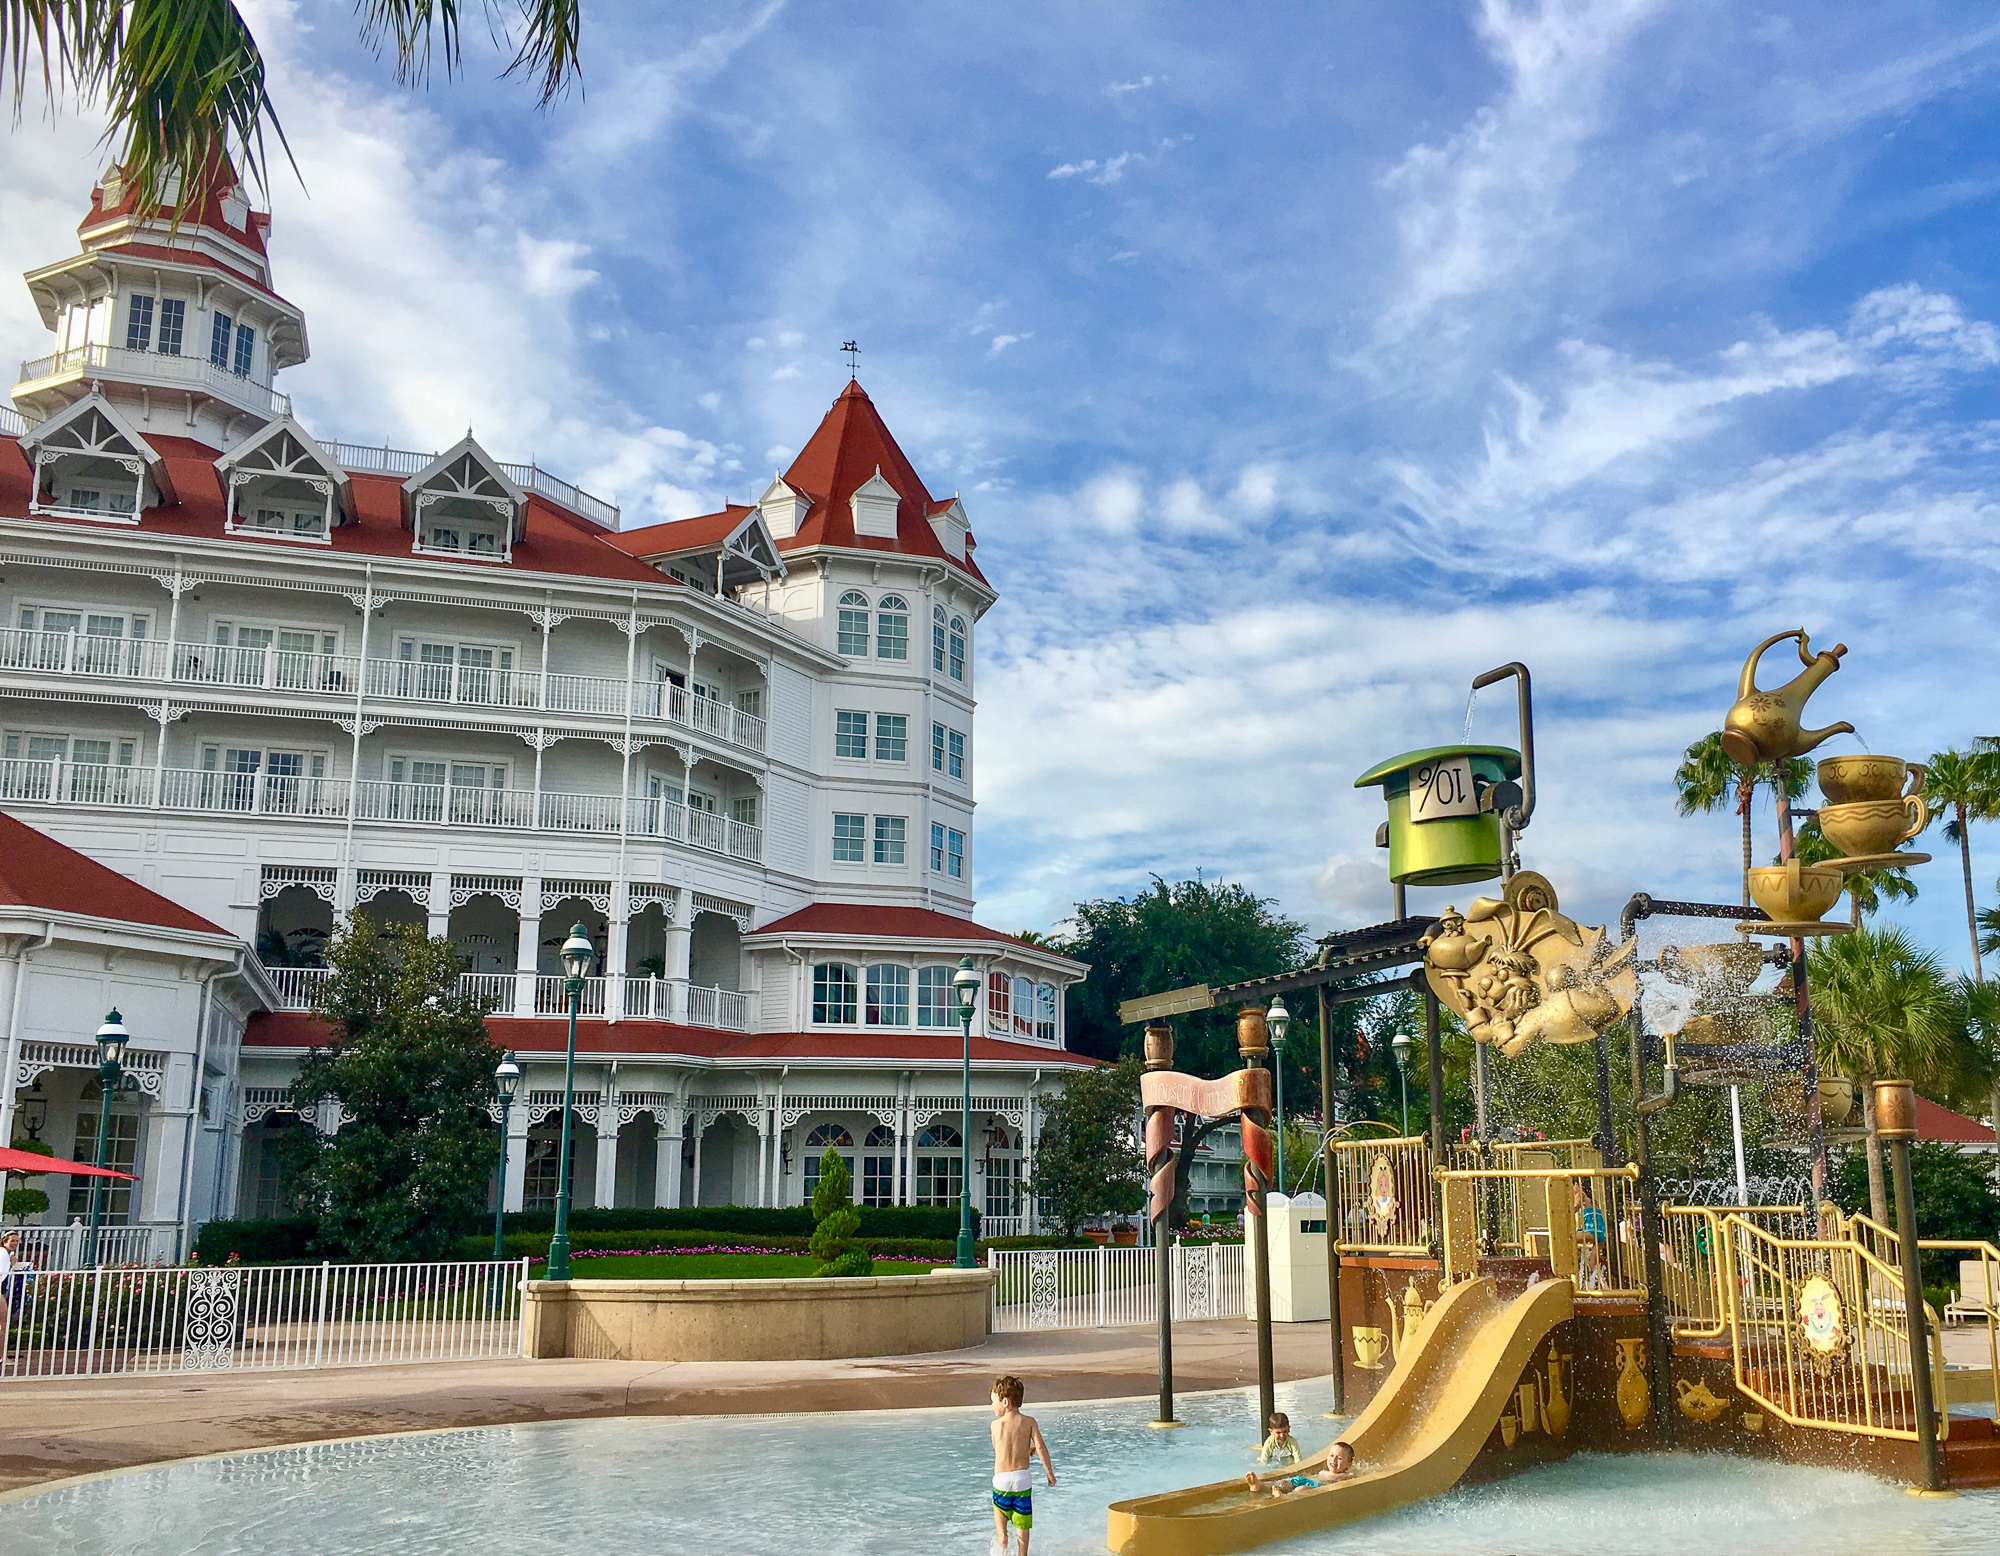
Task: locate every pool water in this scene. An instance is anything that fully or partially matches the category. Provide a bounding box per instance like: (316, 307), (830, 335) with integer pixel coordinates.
(7, 1379), (1996, 1556)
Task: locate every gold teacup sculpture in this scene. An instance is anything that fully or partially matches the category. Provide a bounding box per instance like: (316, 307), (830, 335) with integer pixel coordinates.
(1819, 796), (1927, 858)
(1743, 858), (1849, 935)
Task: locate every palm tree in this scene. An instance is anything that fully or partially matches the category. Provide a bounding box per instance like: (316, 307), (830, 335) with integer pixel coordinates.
(1673, 733), (1812, 904)
(1809, 927), (1960, 1225)
(1793, 820), (1917, 927)
(1924, 746), (2000, 982)
(2, 0), (583, 215)
(1953, 977), (2000, 1194)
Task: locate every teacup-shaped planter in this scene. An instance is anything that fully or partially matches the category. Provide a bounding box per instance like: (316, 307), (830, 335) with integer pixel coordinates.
(1817, 755), (1925, 806)
(1747, 859), (1845, 925)
(1819, 795), (1927, 858)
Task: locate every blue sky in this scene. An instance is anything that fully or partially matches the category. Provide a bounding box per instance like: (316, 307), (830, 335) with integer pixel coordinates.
(3, 1), (1997, 964)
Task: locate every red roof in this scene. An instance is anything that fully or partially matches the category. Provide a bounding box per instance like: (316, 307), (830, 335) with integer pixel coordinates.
(628, 384), (988, 585)
(749, 903), (1061, 957)
(0, 434), (665, 586)
(82, 157), (271, 259)
(1918, 1095), (1996, 1147)
(0, 812), (224, 935)
(607, 505), (757, 558)
(242, 1010), (1092, 1065)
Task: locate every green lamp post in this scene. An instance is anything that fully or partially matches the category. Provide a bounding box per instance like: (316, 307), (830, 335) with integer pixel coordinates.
(85, 1009), (129, 1268)
(1267, 996), (1291, 1194)
(492, 1051), (520, 1262)
(544, 924), (595, 1282)
(951, 956), (982, 1268)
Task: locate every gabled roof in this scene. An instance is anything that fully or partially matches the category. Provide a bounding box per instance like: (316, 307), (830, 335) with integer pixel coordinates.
(16, 390), (175, 505)
(604, 505), (786, 588)
(641, 384), (989, 587)
(401, 435), (528, 537)
(0, 813), (224, 935)
(747, 903), (1084, 969)
(1918, 1095), (1996, 1147)
(215, 415), (353, 521)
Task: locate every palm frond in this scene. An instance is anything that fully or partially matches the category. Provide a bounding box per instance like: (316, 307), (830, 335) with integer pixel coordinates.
(357, 0), (581, 104)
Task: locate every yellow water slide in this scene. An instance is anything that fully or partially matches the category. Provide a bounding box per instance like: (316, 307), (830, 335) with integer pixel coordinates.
(1106, 1275), (1575, 1556)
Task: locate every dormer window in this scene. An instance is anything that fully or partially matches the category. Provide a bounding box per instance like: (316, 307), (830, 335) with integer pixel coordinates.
(850, 468), (900, 538)
(217, 419), (348, 546)
(402, 439), (526, 564)
(18, 393), (168, 525)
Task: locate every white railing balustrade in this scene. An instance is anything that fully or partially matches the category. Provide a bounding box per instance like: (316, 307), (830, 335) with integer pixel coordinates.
(988, 1243), (1245, 1333)
(0, 627), (168, 680)
(265, 966), (333, 1010)
(544, 671), (629, 716)
(533, 974), (608, 1016)
(457, 973), (516, 1009)
(12, 1224), (181, 1273)
(683, 982), (750, 1031)
(18, 343), (290, 419)
(158, 768), (349, 819)
(0, 1258), (528, 1378)
(173, 642), (359, 694)
(625, 796), (687, 842)
(537, 790), (623, 833)
(363, 657), (539, 710)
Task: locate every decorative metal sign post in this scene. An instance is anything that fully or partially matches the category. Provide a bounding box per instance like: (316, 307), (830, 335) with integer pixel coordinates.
(1139, 1015), (1277, 1430)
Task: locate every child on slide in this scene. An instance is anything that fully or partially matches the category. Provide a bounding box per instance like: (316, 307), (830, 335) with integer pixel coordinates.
(990, 1374), (1055, 1556)
(1256, 1412), (1302, 1466)
(1246, 1441), (1354, 1498)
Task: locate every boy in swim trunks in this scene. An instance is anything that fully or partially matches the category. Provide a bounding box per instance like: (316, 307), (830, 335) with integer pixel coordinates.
(1257, 1411), (1302, 1465)
(1245, 1440), (1354, 1497)
(990, 1374), (1055, 1556)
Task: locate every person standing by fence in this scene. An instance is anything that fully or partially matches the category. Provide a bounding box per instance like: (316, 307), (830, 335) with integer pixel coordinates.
(0, 1230), (27, 1354)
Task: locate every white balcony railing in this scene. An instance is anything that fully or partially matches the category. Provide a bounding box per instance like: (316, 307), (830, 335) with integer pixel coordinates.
(534, 974), (608, 1016)
(0, 764), (761, 859)
(457, 973), (517, 1009)
(259, 965), (747, 1030)
(17, 343), (290, 419)
(618, 976), (750, 1030)
(265, 965), (333, 1010)
(0, 633), (768, 755)
(685, 982), (750, 1031)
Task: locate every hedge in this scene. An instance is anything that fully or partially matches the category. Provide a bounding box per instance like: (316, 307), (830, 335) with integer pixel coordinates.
(460, 1230), (967, 1262)
(194, 1217), (324, 1266)
(491, 1205), (975, 1240)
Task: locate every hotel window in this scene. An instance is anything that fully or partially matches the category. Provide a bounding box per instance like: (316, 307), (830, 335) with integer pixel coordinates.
(157, 298), (185, 355)
(209, 310), (234, 369)
(731, 796), (759, 829)
(735, 687), (763, 720)
(835, 710), (869, 760)
(802, 1124), (854, 1199)
(873, 815), (906, 865)
(930, 822), (946, 873)
(914, 1125), (963, 1206)
(876, 595), (909, 660)
(932, 604), (948, 672)
(947, 729), (964, 778)
(837, 590), (871, 655)
(124, 294), (154, 351)
(68, 1092), (139, 1221)
(917, 965), (954, 1028)
(986, 971), (1010, 1031)
(947, 828), (965, 879)
(1012, 976), (1034, 1038)
(948, 616), (967, 682)
(861, 1126), (897, 1207)
(832, 812), (866, 863)
(813, 962), (859, 1024)
(875, 713), (907, 762)
(985, 1154), (1020, 1219)
(865, 965), (910, 1026)
(232, 323), (255, 376)
(1036, 983), (1059, 1042)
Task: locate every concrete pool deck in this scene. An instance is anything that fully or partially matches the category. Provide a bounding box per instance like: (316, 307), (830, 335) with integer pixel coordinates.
(0, 1318), (1337, 1494)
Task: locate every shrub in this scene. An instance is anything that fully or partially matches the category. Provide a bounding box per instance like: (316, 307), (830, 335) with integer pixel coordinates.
(492, 1204), (974, 1240)
(194, 1217), (325, 1265)
(808, 1149), (870, 1278)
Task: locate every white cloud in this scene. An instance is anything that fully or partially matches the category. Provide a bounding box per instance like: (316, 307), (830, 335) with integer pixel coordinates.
(1110, 75), (1157, 95)
(1047, 151), (1137, 186)
(987, 332), (1032, 355)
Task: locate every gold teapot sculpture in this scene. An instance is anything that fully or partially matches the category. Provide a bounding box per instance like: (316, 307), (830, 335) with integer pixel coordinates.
(1720, 629), (1854, 766)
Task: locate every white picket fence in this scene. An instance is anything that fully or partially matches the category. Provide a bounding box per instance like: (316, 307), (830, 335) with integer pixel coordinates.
(988, 1242), (1244, 1333)
(0, 1258), (528, 1378)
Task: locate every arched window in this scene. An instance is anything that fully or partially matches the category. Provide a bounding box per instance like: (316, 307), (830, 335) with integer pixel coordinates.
(948, 616), (967, 681)
(837, 590), (871, 656)
(876, 595), (909, 660)
(1035, 983), (1059, 1043)
(916, 965), (954, 1028)
(1012, 975), (1034, 1038)
(986, 970), (1010, 1034)
(862, 1125), (897, 1206)
(932, 604), (948, 672)
(803, 1122), (855, 1200)
(813, 962), (859, 1024)
(915, 1123), (963, 1205)
(865, 964), (910, 1025)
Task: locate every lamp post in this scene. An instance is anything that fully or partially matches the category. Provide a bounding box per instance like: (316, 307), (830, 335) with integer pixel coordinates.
(492, 1052), (520, 1262)
(1267, 997), (1291, 1195)
(1391, 1030), (1413, 1135)
(545, 925), (595, 1282)
(86, 1009), (129, 1268)
(951, 956), (982, 1268)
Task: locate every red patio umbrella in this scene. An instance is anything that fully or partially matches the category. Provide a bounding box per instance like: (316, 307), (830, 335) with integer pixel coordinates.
(0, 1146), (135, 1180)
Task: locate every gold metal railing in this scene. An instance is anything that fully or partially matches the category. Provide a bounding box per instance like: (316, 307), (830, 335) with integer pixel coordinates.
(1328, 1134), (1433, 1254)
(1659, 1205), (1812, 1338)
(1438, 1165), (1645, 1297)
(1446, 1138), (1602, 1171)
(1726, 1214), (1947, 1442)
(1928, 1238), (2000, 1421)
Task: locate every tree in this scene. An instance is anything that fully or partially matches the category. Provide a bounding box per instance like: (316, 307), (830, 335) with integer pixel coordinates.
(280, 910), (502, 1262)
(1809, 927), (1961, 1225)
(1925, 746), (2000, 981)
(1832, 1140), (2000, 1291)
(1056, 875), (1309, 1073)
(807, 1148), (870, 1278)
(1024, 1055), (1144, 1237)
(1, 0), (584, 216)
(1673, 733), (1812, 905)
(1954, 977), (2000, 1195)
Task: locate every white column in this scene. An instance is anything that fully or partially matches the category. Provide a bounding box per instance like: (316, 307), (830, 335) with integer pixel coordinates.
(594, 1108), (619, 1209)
(900, 1104), (915, 1208)
(606, 881), (630, 1025)
(664, 902), (692, 1024)
(427, 869), (452, 940)
(755, 1103), (771, 1207)
(514, 876), (542, 1017)
(503, 1099), (530, 1212)
(654, 1113), (678, 1210)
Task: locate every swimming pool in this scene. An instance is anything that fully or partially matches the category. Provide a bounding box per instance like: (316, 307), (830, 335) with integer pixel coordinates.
(7, 1379), (1996, 1555)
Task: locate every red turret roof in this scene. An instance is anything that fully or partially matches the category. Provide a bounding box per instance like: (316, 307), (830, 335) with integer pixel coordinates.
(81, 155), (271, 258)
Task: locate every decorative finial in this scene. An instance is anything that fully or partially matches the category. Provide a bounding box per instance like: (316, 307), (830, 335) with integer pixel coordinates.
(841, 340), (859, 379)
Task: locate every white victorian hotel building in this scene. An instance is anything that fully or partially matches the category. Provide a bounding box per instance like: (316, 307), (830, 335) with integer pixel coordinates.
(0, 169), (1087, 1259)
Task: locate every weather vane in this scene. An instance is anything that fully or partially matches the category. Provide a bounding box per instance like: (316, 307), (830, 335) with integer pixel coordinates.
(842, 339), (859, 378)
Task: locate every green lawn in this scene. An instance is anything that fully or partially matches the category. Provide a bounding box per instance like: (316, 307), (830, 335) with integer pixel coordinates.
(531, 1253), (951, 1280)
